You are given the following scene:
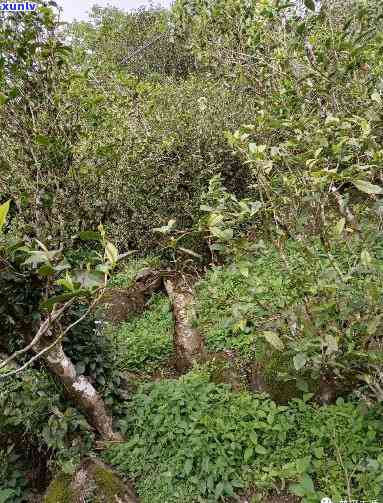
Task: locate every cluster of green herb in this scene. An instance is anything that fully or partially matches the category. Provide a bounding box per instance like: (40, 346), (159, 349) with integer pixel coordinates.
(106, 370), (383, 503)
(110, 294), (173, 373)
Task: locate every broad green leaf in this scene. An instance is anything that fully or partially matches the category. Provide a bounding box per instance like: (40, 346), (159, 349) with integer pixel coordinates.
(293, 353), (307, 371)
(35, 134), (50, 145)
(38, 263), (56, 277)
(296, 457), (311, 473)
(40, 290), (90, 310)
(79, 230), (102, 241)
(301, 474), (315, 493)
(0, 200), (11, 232)
(56, 275), (75, 291)
(262, 331), (284, 351)
(254, 445), (267, 455)
(353, 180), (383, 195)
(207, 213), (224, 227)
(290, 474), (315, 496)
(244, 447), (253, 462)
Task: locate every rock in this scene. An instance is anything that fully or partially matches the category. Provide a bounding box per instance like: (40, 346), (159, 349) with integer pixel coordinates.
(44, 458), (139, 503)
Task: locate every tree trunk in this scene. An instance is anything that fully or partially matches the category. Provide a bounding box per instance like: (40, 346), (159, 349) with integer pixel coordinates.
(33, 337), (122, 441)
(164, 277), (205, 372)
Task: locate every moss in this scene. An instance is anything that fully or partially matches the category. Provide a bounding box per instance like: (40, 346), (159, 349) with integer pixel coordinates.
(92, 465), (126, 501)
(43, 473), (74, 503)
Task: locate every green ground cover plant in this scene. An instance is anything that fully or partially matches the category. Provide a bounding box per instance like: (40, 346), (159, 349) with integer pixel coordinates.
(111, 294), (173, 373)
(106, 370), (383, 503)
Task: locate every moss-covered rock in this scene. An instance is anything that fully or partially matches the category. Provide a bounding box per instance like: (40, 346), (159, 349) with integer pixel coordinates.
(44, 458), (138, 503)
(43, 473), (74, 503)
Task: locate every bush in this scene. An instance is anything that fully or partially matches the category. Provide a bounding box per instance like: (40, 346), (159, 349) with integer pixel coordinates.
(0, 369), (94, 479)
(0, 445), (28, 503)
(194, 235), (383, 398)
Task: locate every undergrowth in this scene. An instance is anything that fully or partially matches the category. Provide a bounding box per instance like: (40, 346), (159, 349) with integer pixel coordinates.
(105, 370), (383, 503)
(110, 293), (173, 373)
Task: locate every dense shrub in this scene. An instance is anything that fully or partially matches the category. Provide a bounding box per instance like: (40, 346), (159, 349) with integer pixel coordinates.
(195, 235), (383, 397)
(0, 369), (94, 496)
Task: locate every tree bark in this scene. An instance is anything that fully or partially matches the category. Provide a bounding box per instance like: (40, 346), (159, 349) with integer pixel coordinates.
(164, 277), (205, 372)
(33, 336), (122, 441)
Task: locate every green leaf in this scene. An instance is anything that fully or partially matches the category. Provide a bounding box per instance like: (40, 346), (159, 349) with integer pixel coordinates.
(184, 458), (193, 475)
(79, 230), (102, 241)
(290, 474), (315, 496)
(35, 134), (50, 145)
(262, 331), (284, 351)
(244, 447), (253, 462)
(353, 180), (383, 195)
(304, 0), (316, 10)
(40, 290), (90, 310)
(210, 227), (234, 241)
(215, 482), (224, 499)
(301, 474), (315, 493)
(334, 217), (345, 236)
(0, 200), (11, 232)
(38, 263), (56, 277)
(296, 457), (311, 473)
(254, 445), (267, 455)
(293, 353), (307, 371)
(0, 489), (16, 503)
(0, 92), (8, 106)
